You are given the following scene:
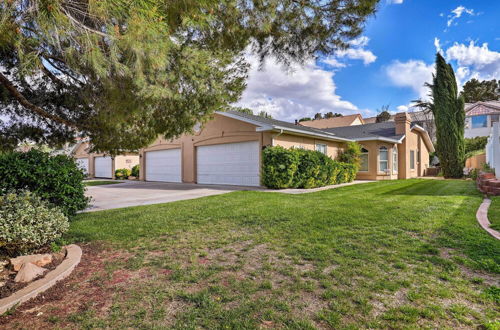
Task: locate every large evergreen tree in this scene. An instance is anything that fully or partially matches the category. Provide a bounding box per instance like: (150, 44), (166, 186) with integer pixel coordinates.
(0, 0), (378, 153)
(431, 53), (465, 178)
(460, 79), (499, 103)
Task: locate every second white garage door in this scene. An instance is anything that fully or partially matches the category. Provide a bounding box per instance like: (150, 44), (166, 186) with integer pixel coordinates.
(94, 156), (113, 178)
(145, 149), (182, 182)
(197, 141), (260, 186)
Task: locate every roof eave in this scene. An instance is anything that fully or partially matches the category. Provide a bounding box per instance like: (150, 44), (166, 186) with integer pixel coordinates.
(258, 126), (354, 142)
(353, 136), (404, 144)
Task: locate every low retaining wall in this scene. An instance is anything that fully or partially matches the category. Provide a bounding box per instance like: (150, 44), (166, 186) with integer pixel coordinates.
(0, 244), (82, 315)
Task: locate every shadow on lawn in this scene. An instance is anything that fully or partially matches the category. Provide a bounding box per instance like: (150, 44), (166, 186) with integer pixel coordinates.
(381, 179), (481, 197)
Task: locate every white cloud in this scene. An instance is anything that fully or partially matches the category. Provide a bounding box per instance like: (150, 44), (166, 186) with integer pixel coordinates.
(387, 0), (403, 4)
(385, 60), (434, 99)
(447, 6), (475, 28)
(397, 105), (409, 112)
(323, 36), (377, 67)
(434, 37), (442, 54)
(445, 41), (500, 83)
(236, 55), (373, 121)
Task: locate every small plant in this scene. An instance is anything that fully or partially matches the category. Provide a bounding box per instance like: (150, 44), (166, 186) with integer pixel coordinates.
(131, 164), (140, 177)
(0, 191), (69, 256)
(469, 168), (479, 180)
(115, 168), (131, 179)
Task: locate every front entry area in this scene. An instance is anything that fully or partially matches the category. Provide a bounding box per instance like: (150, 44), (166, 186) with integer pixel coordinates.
(196, 141), (260, 186)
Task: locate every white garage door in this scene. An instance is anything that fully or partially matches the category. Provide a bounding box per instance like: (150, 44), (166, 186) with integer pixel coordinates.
(145, 149), (182, 182)
(94, 156), (113, 178)
(76, 158), (89, 175)
(197, 141), (260, 186)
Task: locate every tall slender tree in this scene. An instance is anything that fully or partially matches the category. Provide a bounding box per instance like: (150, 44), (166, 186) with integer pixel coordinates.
(432, 53), (465, 178)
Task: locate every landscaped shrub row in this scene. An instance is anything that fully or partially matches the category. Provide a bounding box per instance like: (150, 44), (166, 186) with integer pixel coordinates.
(262, 146), (357, 189)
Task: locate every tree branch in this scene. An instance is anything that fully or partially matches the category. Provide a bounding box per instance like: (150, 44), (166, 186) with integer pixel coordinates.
(0, 72), (79, 129)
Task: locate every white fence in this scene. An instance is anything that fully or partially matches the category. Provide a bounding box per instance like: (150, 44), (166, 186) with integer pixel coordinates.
(486, 122), (500, 179)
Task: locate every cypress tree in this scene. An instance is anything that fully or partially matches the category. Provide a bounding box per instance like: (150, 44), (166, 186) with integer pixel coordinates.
(431, 53), (465, 178)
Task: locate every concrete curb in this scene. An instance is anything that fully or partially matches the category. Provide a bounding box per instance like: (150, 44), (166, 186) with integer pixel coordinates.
(0, 244), (82, 315)
(476, 198), (500, 240)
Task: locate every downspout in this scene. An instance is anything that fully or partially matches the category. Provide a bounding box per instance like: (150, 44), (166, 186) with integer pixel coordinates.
(271, 129), (284, 147)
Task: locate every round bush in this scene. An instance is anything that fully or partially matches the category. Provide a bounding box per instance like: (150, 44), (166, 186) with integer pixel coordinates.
(0, 191), (69, 255)
(115, 168), (131, 179)
(0, 150), (89, 216)
(131, 164), (140, 177)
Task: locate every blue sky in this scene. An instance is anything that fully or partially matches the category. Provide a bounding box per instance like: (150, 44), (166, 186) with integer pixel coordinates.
(237, 0), (500, 121)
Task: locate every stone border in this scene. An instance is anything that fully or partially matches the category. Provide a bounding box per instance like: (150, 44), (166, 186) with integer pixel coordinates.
(476, 198), (500, 240)
(0, 244), (82, 315)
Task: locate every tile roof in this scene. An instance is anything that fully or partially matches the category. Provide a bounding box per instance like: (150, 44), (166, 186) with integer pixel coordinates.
(299, 114), (363, 129)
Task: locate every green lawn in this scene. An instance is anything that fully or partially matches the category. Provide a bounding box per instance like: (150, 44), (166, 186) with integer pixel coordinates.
(488, 197), (500, 231)
(8, 180), (500, 329)
(84, 180), (121, 186)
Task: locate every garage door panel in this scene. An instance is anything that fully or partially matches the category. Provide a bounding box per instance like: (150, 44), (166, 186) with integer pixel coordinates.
(145, 149), (182, 182)
(94, 156), (112, 178)
(197, 141), (260, 186)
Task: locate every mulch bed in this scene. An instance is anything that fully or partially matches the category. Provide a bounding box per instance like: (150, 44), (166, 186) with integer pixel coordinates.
(0, 249), (66, 300)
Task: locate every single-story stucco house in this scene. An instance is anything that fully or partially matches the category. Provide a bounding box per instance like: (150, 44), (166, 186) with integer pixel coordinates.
(138, 111), (434, 186)
(72, 140), (139, 179)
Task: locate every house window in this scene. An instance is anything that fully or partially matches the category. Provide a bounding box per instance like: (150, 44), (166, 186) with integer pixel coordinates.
(379, 146), (388, 172)
(471, 115), (487, 128)
(360, 148), (369, 172)
(410, 150), (415, 170)
(315, 143), (327, 155)
(392, 146), (398, 173)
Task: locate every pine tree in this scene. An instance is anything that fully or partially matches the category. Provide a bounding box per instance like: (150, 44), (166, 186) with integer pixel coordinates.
(0, 0), (378, 153)
(431, 53), (465, 178)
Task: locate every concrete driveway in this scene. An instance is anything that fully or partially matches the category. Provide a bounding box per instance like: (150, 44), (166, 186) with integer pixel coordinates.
(84, 181), (261, 212)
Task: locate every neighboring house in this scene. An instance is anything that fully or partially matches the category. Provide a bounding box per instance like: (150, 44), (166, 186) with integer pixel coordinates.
(464, 101), (500, 138)
(299, 114), (364, 129)
(139, 111), (434, 186)
(72, 140), (139, 179)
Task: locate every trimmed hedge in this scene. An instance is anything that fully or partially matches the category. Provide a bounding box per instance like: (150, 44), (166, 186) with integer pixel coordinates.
(115, 168), (131, 179)
(0, 150), (89, 216)
(262, 146), (357, 189)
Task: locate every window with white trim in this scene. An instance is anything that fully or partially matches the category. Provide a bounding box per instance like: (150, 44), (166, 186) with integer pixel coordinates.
(410, 150), (415, 170)
(360, 148), (369, 172)
(392, 146), (398, 173)
(315, 143), (327, 155)
(379, 146), (388, 172)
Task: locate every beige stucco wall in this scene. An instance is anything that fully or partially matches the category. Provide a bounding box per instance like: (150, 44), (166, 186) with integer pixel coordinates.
(272, 134), (345, 159)
(140, 114), (268, 183)
(465, 153), (486, 169)
(355, 129), (431, 180)
(115, 155), (140, 171)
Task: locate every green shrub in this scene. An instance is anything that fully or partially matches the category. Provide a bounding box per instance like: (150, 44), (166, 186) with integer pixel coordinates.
(131, 164), (140, 177)
(115, 168), (131, 179)
(0, 191), (69, 256)
(261, 146), (357, 189)
(0, 150), (89, 216)
(465, 137), (488, 154)
(262, 146), (300, 189)
(337, 142), (362, 171)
